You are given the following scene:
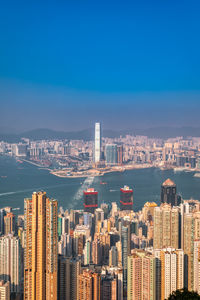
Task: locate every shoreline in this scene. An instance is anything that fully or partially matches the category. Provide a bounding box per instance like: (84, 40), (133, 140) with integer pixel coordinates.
(3, 155), (200, 179)
(50, 164), (154, 178)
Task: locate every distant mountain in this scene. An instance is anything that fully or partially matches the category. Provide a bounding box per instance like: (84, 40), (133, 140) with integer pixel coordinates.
(0, 127), (200, 142)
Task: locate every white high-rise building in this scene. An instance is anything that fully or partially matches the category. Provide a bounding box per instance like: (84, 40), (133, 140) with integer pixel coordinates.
(0, 234), (21, 294)
(94, 122), (101, 163)
(154, 247), (184, 300)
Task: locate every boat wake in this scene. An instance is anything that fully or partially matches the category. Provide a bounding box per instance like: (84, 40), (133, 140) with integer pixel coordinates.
(0, 182), (80, 198)
(69, 177), (95, 209)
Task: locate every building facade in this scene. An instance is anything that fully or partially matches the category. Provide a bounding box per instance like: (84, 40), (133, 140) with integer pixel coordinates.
(24, 191), (58, 300)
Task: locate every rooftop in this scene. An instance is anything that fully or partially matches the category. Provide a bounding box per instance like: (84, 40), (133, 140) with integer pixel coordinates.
(162, 178), (176, 186)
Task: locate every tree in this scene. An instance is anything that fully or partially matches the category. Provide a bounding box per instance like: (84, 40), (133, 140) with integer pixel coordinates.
(167, 288), (200, 299)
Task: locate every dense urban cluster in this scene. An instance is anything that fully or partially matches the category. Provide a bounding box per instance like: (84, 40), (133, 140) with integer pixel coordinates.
(0, 178), (200, 299)
(1, 123), (200, 300)
(1, 124), (200, 174)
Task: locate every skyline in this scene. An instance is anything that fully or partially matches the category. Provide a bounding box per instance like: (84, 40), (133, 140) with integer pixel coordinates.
(0, 0), (200, 131)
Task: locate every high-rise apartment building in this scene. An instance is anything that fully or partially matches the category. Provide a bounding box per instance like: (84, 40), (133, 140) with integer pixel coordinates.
(78, 269), (101, 300)
(4, 212), (15, 235)
(57, 256), (81, 300)
(83, 188), (98, 214)
(161, 179), (181, 206)
(117, 145), (123, 165)
(120, 186), (133, 211)
(94, 122), (101, 163)
(0, 281), (10, 300)
(194, 240), (200, 293)
(92, 239), (102, 265)
(153, 204), (179, 249)
(101, 275), (117, 300)
(0, 234), (21, 295)
(24, 191), (58, 300)
(183, 213), (195, 290)
(127, 250), (156, 300)
(159, 248), (184, 300)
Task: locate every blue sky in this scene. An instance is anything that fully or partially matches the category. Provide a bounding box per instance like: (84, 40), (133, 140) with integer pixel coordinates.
(0, 0), (200, 131)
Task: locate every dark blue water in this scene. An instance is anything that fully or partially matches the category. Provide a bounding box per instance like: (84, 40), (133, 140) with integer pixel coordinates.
(0, 155), (200, 214)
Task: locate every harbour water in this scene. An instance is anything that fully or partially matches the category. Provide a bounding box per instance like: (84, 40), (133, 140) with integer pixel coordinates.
(0, 155), (200, 215)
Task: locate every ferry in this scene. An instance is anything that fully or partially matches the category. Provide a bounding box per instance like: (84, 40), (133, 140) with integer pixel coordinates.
(173, 167), (186, 173)
(194, 173), (200, 178)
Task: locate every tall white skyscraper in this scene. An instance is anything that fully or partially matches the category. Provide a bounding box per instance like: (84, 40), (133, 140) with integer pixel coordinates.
(94, 122), (101, 163)
(0, 234), (21, 294)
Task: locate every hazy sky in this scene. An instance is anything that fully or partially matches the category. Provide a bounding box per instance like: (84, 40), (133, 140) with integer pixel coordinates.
(0, 0), (200, 132)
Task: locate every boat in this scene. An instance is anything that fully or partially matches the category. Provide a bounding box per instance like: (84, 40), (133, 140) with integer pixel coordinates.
(1, 176), (7, 178)
(173, 167), (186, 173)
(194, 173), (200, 178)
(100, 181), (107, 185)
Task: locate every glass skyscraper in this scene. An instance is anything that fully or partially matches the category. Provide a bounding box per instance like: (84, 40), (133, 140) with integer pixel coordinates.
(105, 144), (118, 165)
(94, 122), (101, 163)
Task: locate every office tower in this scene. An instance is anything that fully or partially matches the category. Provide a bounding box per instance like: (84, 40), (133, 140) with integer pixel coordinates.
(0, 209), (6, 235)
(70, 210), (80, 229)
(117, 145), (123, 165)
(159, 248), (184, 300)
(58, 215), (69, 238)
(58, 256), (81, 300)
(142, 202), (157, 222)
(95, 208), (104, 223)
(83, 238), (91, 265)
(101, 275), (117, 300)
(183, 213), (195, 290)
(92, 239), (102, 265)
(94, 122), (101, 163)
(161, 179), (181, 206)
(0, 281), (10, 300)
(58, 233), (69, 256)
(109, 246), (118, 267)
(83, 188), (98, 214)
(83, 212), (93, 228)
(78, 269), (101, 300)
(121, 225), (129, 295)
(4, 212), (15, 235)
(74, 225), (90, 256)
(96, 232), (110, 263)
(194, 240), (200, 293)
(153, 204), (179, 249)
(120, 186), (133, 211)
(127, 250), (156, 300)
(105, 144), (118, 165)
(24, 191), (58, 300)
(0, 234), (21, 295)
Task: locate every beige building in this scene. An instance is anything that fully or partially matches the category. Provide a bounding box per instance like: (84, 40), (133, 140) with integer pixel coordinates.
(194, 240), (200, 293)
(0, 281), (10, 300)
(24, 191), (58, 300)
(127, 250), (156, 300)
(78, 269), (101, 300)
(183, 213), (194, 291)
(154, 204), (179, 249)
